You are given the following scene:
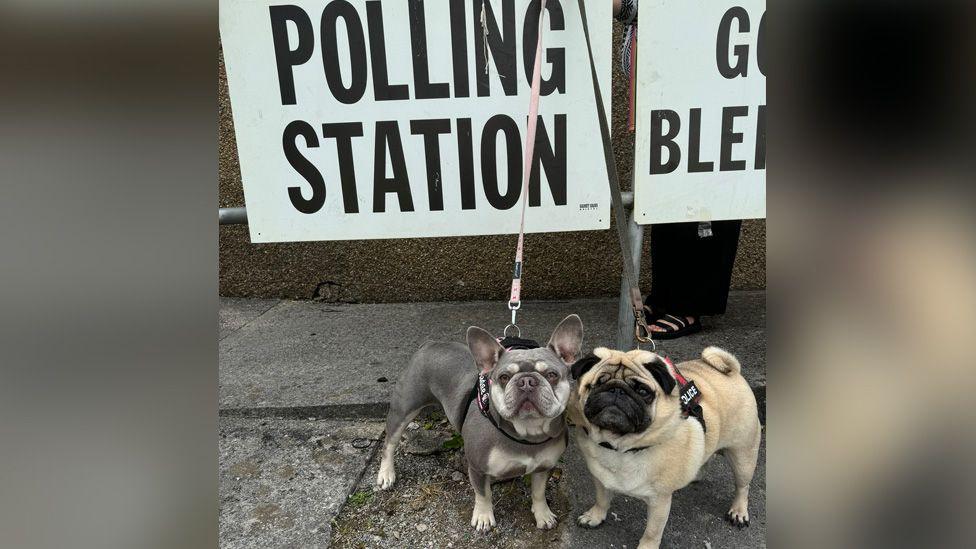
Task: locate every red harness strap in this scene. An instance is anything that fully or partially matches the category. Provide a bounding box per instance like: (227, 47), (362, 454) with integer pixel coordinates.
(663, 357), (706, 431)
(663, 356), (689, 385)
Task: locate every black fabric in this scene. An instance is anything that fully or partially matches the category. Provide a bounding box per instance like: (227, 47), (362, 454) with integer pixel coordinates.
(646, 220), (743, 317)
(497, 336), (539, 350)
(686, 403), (706, 432)
(662, 314), (687, 328)
(648, 314), (702, 340)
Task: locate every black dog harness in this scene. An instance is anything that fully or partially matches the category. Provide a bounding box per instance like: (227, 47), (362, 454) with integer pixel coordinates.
(663, 356), (707, 432)
(459, 336), (564, 446)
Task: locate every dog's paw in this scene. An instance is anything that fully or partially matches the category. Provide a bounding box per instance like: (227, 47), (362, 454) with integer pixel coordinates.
(375, 464), (396, 490)
(533, 506), (558, 530)
(726, 506), (750, 529)
(577, 506), (607, 528)
(471, 507), (496, 532)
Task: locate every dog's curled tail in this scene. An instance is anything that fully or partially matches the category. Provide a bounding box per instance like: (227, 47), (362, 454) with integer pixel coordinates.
(701, 346), (741, 375)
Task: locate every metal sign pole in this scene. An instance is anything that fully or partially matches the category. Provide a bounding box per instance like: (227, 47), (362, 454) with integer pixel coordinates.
(219, 207), (248, 225)
(615, 192), (643, 350)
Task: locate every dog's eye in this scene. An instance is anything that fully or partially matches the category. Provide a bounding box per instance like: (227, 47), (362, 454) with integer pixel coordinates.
(597, 374), (610, 385)
(545, 371), (559, 382)
(498, 374), (510, 384)
(636, 385), (651, 396)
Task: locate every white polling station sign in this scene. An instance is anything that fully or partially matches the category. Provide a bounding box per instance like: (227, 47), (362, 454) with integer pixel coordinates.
(633, 0), (766, 224)
(220, 0), (612, 243)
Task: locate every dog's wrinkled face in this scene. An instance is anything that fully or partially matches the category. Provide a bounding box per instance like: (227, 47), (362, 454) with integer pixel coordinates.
(467, 315), (583, 422)
(571, 348), (677, 437)
(490, 347), (571, 419)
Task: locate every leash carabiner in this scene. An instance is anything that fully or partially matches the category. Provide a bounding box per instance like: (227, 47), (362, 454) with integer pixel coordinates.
(633, 308), (656, 351)
(505, 300), (522, 338)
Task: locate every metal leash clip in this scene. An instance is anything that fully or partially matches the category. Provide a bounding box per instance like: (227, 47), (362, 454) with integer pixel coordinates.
(633, 308), (656, 351)
(504, 300), (522, 338)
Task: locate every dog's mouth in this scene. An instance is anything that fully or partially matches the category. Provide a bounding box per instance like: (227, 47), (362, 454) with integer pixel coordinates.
(504, 389), (564, 419)
(511, 394), (545, 417)
(518, 400), (539, 412)
(588, 405), (640, 433)
(583, 388), (650, 434)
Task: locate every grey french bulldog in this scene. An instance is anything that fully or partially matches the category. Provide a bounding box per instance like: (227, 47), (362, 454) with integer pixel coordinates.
(376, 315), (583, 531)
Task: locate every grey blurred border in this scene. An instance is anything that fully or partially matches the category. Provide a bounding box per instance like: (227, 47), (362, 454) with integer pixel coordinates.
(1, 0), (974, 548)
(0, 2), (217, 548)
(772, 1), (976, 547)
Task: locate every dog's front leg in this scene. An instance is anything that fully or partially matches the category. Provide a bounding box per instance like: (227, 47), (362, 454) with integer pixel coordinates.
(637, 493), (673, 549)
(577, 475), (613, 527)
(468, 467), (495, 531)
(530, 470), (558, 529)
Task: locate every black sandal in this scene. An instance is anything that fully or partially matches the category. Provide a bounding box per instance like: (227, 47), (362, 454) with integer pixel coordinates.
(648, 313), (702, 340)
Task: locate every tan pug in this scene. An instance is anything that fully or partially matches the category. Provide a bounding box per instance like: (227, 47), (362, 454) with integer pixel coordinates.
(568, 346), (761, 549)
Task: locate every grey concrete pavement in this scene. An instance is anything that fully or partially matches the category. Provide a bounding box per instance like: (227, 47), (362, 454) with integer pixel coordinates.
(219, 293), (765, 548)
(219, 417), (383, 549)
(563, 431), (766, 549)
(220, 297), (280, 340)
(324, 413), (765, 549)
(219, 292), (765, 411)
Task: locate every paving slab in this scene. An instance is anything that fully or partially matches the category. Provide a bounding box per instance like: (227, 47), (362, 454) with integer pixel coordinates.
(220, 297), (280, 340)
(219, 417), (384, 549)
(219, 292), (764, 412)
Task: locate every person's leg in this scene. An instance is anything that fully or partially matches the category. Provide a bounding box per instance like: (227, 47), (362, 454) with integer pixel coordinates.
(695, 219), (742, 315)
(647, 222), (697, 315)
(646, 220), (742, 336)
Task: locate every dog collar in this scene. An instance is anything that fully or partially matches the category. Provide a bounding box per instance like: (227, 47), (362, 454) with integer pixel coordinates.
(471, 373), (561, 446)
(496, 335), (540, 351)
(600, 441), (649, 452)
(579, 426), (651, 453)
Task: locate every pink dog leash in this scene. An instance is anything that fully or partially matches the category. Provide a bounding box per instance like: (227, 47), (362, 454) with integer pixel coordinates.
(506, 0), (548, 338)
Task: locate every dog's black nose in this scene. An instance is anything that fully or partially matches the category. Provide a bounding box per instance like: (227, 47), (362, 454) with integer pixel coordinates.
(517, 376), (539, 391)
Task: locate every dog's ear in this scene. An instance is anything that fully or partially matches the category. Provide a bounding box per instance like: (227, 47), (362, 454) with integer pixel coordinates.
(467, 326), (504, 372)
(548, 314), (583, 363)
(641, 358), (676, 395)
(570, 354), (601, 380)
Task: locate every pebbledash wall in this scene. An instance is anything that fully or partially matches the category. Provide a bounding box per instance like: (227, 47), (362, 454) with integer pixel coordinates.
(218, 26), (765, 303)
